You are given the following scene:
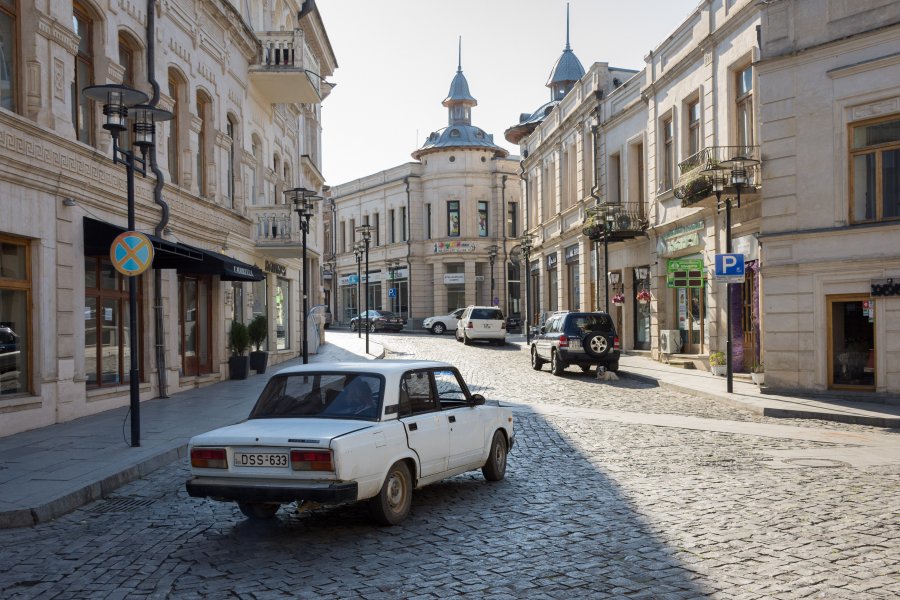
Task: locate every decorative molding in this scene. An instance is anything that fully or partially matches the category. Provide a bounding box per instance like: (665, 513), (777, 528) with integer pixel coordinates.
(197, 62), (217, 87)
(37, 14), (79, 56)
(850, 97), (900, 121)
(116, 0), (147, 26)
(53, 58), (66, 101)
(25, 61), (42, 112)
(107, 62), (126, 85)
(168, 38), (192, 66)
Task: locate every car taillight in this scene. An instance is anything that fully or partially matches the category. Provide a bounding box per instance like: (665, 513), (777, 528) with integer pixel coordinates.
(501, 321), (507, 330)
(291, 449), (334, 471)
(559, 335), (568, 348)
(191, 448), (227, 469)
(467, 321), (474, 329)
(614, 336), (620, 349)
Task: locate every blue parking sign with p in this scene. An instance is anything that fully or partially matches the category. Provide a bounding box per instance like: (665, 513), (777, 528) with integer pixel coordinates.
(388, 288), (397, 298)
(715, 253), (745, 277)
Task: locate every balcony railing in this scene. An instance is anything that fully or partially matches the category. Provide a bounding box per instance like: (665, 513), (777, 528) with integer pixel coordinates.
(249, 30), (322, 104)
(675, 145), (761, 207)
(582, 202), (647, 243)
(248, 205), (321, 259)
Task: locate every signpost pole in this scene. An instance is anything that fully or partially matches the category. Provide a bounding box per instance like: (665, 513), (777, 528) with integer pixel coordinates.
(725, 199), (734, 393)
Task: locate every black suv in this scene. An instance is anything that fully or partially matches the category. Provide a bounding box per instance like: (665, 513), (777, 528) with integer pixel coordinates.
(530, 311), (620, 376)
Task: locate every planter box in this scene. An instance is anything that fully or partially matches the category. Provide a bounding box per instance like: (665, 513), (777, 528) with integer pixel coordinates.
(228, 356), (250, 380)
(249, 351), (269, 374)
(710, 365), (726, 377)
(751, 372), (765, 385)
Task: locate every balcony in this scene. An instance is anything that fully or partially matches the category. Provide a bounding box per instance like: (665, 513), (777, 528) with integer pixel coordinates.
(249, 205), (320, 260)
(582, 203), (647, 243)
(675, 145), (761, 208)
(249, 30), (327, 104)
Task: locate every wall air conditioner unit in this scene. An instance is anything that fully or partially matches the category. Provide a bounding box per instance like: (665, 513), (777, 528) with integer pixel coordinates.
(659, 330), (683, 355)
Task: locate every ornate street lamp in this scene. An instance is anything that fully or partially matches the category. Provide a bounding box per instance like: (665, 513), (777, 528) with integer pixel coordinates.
(587, 204), (618, 312)
(488, 244), (499, 307)
(286, 187), (321, 364)
(356, 224), (375, 354)
(520, 234), (534, 344)
(701, 154), (759, 393)
(82, 83), (172, 448)
(353, 243), (364, 338)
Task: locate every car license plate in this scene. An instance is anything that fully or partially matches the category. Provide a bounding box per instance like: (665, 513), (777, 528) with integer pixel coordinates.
(234, 452), (289, 468)
(482, 324), (492, 328)
(569, 339), (581, 349)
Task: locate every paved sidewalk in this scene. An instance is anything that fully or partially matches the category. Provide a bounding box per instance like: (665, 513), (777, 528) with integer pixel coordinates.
(0, 332), (383, 528)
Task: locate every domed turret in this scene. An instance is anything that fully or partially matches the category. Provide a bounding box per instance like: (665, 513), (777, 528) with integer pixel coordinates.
(546, 4), (585, 101)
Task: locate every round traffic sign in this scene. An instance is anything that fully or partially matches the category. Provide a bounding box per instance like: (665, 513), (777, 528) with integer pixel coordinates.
(110, 231), (154, 276)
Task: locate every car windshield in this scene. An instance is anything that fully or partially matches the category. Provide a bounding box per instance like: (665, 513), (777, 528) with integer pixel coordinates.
(471, 308), (503, 320)
(569, 314), (614, 333)
(249, 372), (384, 420)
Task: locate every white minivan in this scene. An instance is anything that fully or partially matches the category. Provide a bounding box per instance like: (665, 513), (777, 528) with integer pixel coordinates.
(456, 306), (507, 346)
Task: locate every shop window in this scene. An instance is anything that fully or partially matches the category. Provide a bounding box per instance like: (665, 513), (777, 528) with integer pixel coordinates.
(0, 0), (17, 113)
(850, 116), (900, 223)
(274, 277), (290, 350)
(1, 236), (30, 395)
(828, 295), (875, 389)
(84, 256), (142, 387)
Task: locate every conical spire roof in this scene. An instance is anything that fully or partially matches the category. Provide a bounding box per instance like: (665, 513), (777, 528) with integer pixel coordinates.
(546, 4), (585, 100)
(443, 38), (477, 107)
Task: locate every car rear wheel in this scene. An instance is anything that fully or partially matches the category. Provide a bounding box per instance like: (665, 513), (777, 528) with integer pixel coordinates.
(369, 461), (412, 526)
(482, 430), (508, 481)
(431, 323), (446, 335)
(531, 346), (544, 370)
(238, 501), (280, 520)
(607, 361), (619, 373)
(463, 332), (472, 345)
(584, 333), (610, 358)
(550, 351), (566, 376)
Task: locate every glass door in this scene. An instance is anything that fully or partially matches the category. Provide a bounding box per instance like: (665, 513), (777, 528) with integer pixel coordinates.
(179, 275), (212, 376)
(828, 295), (875, 389)
(676, 286), (705, 354)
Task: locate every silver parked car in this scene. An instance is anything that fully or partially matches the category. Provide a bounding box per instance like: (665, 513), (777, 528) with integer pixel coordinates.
(422, 308), (464, 335)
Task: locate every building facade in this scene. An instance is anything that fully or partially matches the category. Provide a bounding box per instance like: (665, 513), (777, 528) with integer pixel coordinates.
(331, 58), (522, 329)
(0, 0), (337, 437)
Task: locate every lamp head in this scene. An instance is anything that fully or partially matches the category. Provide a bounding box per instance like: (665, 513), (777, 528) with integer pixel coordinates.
(82, 84), (150, 140)
(356, 224), (375, 241)
(285, 187), (314, 210)
(130, 104), (173, 152)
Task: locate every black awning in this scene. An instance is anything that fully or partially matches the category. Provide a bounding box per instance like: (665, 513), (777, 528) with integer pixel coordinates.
(83, 217), (264, 281)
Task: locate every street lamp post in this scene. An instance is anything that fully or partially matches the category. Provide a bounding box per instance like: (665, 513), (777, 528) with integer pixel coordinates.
(488, 244), (499, 307)
(353, 243), (363, 338)
(82, 84), (172, 448)
(286, 187), (321, 364)
(702, 154), (759, 393)
(587, 205), (617, 313)
(356, 225), (375, 355)
(520, 234), (534, 344)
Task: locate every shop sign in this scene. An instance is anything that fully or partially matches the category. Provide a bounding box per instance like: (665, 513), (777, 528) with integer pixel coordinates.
(546, 253), (558, 270)
(732, 235), (759, 262)
(667, 258), (705, 288)
(529, 259), (540, 273)
(433, 241), (475, 253)
(658, 221), (704, 257)
(444, 273), (465, 284)
(265, 260), (286, 276)
(388, 267), (409, 280)
(565, 244), (579, 263)
(870, 278), (899, 297)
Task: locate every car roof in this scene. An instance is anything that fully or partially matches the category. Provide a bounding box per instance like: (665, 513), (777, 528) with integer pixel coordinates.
(274, 360), (455, 377)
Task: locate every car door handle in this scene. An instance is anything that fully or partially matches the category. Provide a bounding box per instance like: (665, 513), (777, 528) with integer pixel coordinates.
(407, 423), (418, 431)
(448, 416), (456, 423)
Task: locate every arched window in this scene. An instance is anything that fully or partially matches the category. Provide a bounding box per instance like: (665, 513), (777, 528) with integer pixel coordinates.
(226, 114), (238, 208)
(167, 68), (183, 185)
(118, 32), (139, 149)
(0, 0), (18, 113)
(195, 90), (212, 197)
(72, 1), (95, 146)
(250, 134), (262, 205)
(273, 153), (281, 204)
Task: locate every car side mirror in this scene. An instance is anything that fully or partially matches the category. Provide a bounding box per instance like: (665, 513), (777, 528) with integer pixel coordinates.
(471, 393), (485, 406)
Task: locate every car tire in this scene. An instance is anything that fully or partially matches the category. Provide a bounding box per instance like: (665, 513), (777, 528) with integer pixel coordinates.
(455, 329), (462, 342)
(369, 323), (378, 333)
(583, 333), (610, 359)
(550, 351), (566, 376)
(531, 346), (544, 370)
(580, 365), (593, 375)
(369, 461), (412, 526)
(237, 502), (280, 520)
(607, 361), (619, 373)
(431, 323), (446, 335)
(463, 333), (472, 345)
(481, 430), (508, 482)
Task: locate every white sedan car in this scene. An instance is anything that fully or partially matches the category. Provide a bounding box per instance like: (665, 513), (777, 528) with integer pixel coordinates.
(185, 360), (514, 525)
(422, 308), (464, 335)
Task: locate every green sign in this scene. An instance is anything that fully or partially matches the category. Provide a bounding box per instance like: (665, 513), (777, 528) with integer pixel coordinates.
(667, 258), (705, 288)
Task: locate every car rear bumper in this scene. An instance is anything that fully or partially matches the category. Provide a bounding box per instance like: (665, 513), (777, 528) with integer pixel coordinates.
(185, 476), (359, 504)
(559, 350), (620, 365)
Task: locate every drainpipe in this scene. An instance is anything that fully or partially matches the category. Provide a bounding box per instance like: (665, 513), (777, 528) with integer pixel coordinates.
(500, 173), (508, 315)
(148, 0), (169, 398)
(404, 176), (415, 326)
(519, 159), (530, 339)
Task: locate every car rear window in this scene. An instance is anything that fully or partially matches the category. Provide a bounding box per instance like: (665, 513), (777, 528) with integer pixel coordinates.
(250, 372), (384, 420)
(567, 314), (614, 333)
(471, 308), (503, 320)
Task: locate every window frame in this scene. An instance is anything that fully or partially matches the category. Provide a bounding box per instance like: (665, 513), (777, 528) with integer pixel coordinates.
(849, 114), (900, 224)
(662, 116), (674, 191)
(687, 98), (701, 157)
(735, 65), (754, 149)
(477, 201), (488, 237)
(447, 200), (460, 237)
(0, 0), (18, 113)
(507, 202), (517, 238)
(0, 234), (31, 396)
(72, 1), (95, 147)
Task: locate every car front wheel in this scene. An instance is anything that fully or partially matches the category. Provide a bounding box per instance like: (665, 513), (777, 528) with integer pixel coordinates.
(550, 351), (566, 376)
(482, 430), (508, 481)
(237, 502), (280, 520)
(431, 323), (446, 335)
(531, 346), (544, 370)
(369, 461), (413, 526)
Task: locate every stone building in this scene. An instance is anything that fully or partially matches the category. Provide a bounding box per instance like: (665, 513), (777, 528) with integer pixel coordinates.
(0, 0), (336, 437)
(330, 55), (522, 329)
(757, 0), (900, 394)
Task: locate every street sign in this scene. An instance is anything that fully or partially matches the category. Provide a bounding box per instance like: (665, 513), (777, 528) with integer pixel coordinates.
(714, 253), (745, 283)
(110, 231), (154, 276)
(388, 288), (397, 298)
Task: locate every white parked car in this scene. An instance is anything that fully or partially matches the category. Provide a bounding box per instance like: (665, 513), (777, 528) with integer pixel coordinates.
(422, 308), (465, 335)
(185, 360), (514, 525)
(456, 306), (507, 346)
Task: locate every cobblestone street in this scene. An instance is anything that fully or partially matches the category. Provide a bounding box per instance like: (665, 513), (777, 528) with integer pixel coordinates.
(1, 334), (898, 599)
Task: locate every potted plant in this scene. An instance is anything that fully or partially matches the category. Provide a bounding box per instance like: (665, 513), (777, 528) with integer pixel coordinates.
(228, 321), (251, 380)
(750, 362), (765, 385)
(636, 289), (652, 304)
(708, 351), (726, 376)
(611, 293), (626, 307)
(247, 314), (269, 374)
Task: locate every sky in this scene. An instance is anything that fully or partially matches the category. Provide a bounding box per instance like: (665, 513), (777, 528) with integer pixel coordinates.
(316, 0), (701, 186)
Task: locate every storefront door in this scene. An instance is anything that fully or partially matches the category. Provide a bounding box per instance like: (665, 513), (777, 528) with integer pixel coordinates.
(828, 295), (875, 390)
(676, 286), (705, 355)
(179, 275), (212, 376)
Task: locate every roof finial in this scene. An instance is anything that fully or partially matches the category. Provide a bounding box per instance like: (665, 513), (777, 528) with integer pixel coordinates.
(565, 3), (571, 50)
(458, 36), (462, 72)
